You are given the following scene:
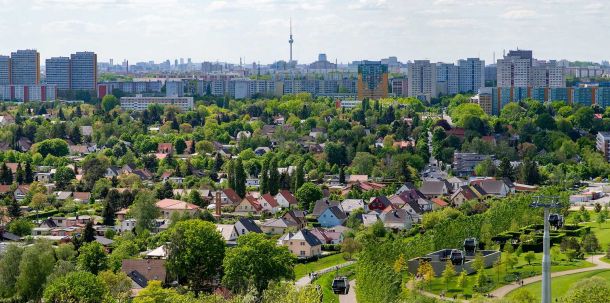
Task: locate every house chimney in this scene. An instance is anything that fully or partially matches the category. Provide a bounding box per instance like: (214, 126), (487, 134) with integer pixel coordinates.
(214, 191), (222, 220)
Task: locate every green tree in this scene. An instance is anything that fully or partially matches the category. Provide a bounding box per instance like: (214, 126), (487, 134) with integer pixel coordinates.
(33, 138), (69, 157)
(561, 276), (610, 303)
(0, 244), (23, 297)
(98, 270), (132, 303)
(518, 157), (541, 185)
(43, 271), (108, 303)
(174, 138), (186, 155)
(8, 218), (34, 236)
(101, 94), (119, 112)
(295, 182), (323, 212)
(108, 241), (139, 272)
(341, 237), (362, 260)
(166, 220), (225, 295)
(77, 242), (109, 275)
(456, 270), (467, 290)
(234, 158), (246, 198)
(524, 251), (536, 265)
(54, 166), (76, 190)
(582, 233), (600, 253)
(268, 157), (280, 195)
(223, 233), (295, 294)
(130, 190), (160, 233)
(260, 157), (269, 193)
(441, 261), (456, 290)
(497, 157), (514, 180)
(293, 160), (305, 191)
(24, 161), (33, 183)
(511, 289), (537, 303)
(15, 163), (24, 184)
(16, 241), (56, 301)
(55, 243), (77, 261)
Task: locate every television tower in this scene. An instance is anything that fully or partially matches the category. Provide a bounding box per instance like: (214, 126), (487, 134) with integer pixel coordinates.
(289, 18), (294, 64)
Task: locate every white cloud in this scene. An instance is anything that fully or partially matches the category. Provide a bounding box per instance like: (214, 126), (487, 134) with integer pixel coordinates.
(42, 20), (103, 33)
(428, 18), (476, 28)
(501, 9), (537, 19)
(348, 0), (387, 10)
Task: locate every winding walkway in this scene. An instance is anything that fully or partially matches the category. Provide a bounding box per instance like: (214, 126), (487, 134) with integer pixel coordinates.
(295, 261), (355, 287)
(339, 279), (357, 303)
(490, 254), (610, 298)
(410, 254), (610, 302)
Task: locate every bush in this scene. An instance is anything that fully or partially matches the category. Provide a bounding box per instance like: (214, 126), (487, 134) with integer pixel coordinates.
(321, 244), (340, 251)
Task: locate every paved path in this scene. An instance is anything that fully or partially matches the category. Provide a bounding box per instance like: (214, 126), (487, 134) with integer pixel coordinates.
(490, 254), (610, 298)
(409, 255), (610, 302)
(295, 261), (355, 287)
(339, 279), (357, 303)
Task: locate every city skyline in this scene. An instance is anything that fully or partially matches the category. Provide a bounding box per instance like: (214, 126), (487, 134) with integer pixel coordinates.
(0, 0), (608, 64)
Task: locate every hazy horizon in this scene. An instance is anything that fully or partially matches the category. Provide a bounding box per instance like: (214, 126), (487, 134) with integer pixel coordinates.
(0, 0), (608, 65)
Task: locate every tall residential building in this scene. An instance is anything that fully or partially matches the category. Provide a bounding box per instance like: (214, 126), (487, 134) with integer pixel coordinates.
(45, 57), (71, 90)
(70, 52), (97, 90)
(357, 61), (389, 100)
(0, 56), (9, 85)
(496, 53), (531, 87)
(408, 60), (437, 101)
(457, 58), (485, 93)
(531, 62), (565, 88)
(390, 78), (408, 97)
(597, 132), (610, 162)
(436, 63), (459, 96)
(10, 49), (40, 85)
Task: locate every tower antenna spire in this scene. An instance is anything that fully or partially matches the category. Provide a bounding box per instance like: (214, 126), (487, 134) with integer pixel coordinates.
(289, 18), (294, 66)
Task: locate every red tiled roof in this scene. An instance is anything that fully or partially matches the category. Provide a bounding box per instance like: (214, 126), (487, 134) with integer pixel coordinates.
(223, 188), (241, 204)
(431, 198), (448, 207)
(260, 193), (279, 208)
(278, 190), (298, 205)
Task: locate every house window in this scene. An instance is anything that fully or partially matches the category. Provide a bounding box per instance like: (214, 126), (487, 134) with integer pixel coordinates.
(300, 251), (305, 256)
(300, 242), (305, 246)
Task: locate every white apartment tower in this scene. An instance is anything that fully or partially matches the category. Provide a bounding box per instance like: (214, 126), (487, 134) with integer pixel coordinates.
(436, 63), (459, 96)
(408, 60), (437, 101)
(45, 57), (71, 90)
(457, 58), (485, 93)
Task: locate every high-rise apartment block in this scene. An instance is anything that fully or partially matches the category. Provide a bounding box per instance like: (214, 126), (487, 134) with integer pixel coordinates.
(408, 60), (437, 101)
(45, 57), (71, 90)
(0, 56), (9, 85)
(497, 54), (531, 87)
(436, 63), (459, 96)
(70, 52), (97, 90)
(458, 58), (485, 93)
(497, 50), (564, 88)
(44, 52), (97, 91)
(357, 61), (389, 100)
(10, 50), (40, 85)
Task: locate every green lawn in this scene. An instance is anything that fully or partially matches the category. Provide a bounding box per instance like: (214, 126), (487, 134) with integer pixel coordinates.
(582, 220), (610, 250)
(424, 251), (593, 300)
(507, 269), (610, 301)
(312, 264), (356, 303)
(294, 253), (350, 279)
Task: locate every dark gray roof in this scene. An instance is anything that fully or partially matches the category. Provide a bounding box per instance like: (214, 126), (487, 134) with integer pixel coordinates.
(238, 218), (262, 233)
(405, 200), (424, 214)
(312, 199), (340, 217)
(1, 232), (21, 241)
(419, 181), (447, 195)
(325, 206), (347, 220)
(293, 229), (323, 247)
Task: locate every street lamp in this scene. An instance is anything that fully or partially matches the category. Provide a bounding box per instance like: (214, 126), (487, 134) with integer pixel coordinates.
(530, 195), (561, 303)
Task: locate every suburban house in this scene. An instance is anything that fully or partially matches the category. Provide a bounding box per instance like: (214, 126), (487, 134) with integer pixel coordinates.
(312, 199), (341, 217)
(380, 209), (414, 230)
(73, 192), (91, 203)
(368, 196), (392, 212)
(446, 177), (467, 192)
(277, 229), (322, 259)
(234, 218), (262, 236)
(282, 210), (307, 229)
(155, 199), (200, 219)
(221, 188), (242, 205)
(471, 179), (512, 197)
(318, 206), (347, 228)
(310, 227), (344, 245)
(216, 224), (238, 244)
(157, 143), (173, 154)
(261, 218), (298, 235)
(275, 190), (298, 208)
(121, 259), (167, 291)
(340, 199), (367, 215)
(234, 195), (263, 214)
(450, 185), (481, 206)
(419, 180), (450, 198)
(14, 185), (29, 201)
(258, 193), (280, 213)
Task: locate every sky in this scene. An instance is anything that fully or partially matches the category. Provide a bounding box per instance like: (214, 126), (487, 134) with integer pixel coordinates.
(0, 0), (608, 65)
